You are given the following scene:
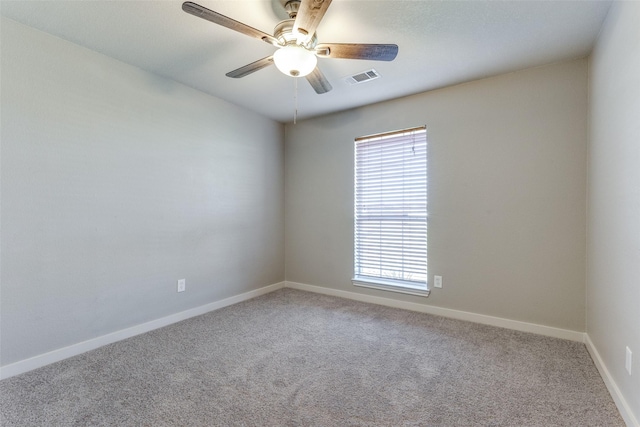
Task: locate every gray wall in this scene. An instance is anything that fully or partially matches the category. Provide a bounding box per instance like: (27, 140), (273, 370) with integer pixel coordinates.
(0, 18), (284, 366)
(588, 1), (640, 420)
(285, 59), (588, 332)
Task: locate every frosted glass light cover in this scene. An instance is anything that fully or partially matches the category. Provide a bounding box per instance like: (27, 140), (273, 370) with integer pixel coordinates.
(273, 45), (317, 77)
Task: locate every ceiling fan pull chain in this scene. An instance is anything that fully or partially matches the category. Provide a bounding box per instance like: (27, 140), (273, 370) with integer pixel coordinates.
(294, 77), (298, 125)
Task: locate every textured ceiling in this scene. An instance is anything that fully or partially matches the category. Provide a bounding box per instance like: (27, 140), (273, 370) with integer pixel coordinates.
(1, 0), (612, 123)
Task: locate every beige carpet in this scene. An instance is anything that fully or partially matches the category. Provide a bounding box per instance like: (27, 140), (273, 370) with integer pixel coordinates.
(0, 288), (624, 426)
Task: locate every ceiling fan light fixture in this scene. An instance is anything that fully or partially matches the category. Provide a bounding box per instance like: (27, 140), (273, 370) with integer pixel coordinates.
(273, 44), (317, 77)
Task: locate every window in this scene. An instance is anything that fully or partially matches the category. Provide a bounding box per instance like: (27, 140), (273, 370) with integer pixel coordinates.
(352, 126), (428, 296)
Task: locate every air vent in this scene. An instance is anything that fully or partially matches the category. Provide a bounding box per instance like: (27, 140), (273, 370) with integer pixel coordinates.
(345, 69), (381, 85)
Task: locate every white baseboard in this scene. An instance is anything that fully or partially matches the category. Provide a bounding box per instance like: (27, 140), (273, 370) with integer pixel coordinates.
(0, 281), (285, 380)
(284, 281), (585, 342)
(4, 280), (635, 425)
(584, 334), (639, 427)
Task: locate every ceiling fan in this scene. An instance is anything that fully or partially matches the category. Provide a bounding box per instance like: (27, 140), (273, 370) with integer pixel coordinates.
(182, 0), (399, 94)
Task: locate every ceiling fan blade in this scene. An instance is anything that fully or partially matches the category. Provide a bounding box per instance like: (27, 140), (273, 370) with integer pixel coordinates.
(305, 66), (332, 94)
(316, 43), (398, 61)
(182, 2), (280, 47)
(226, 56), (274, 78)
(293, 0), (333, 44)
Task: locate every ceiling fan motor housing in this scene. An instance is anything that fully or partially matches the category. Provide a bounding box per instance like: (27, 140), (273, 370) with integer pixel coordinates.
(274, 19), (318, 49)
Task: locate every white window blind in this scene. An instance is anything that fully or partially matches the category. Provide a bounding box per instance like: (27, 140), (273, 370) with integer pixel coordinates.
(353, 126), (428, 295)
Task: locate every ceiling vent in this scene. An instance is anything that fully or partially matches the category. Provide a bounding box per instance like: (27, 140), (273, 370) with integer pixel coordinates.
(345, 69), (381, 85)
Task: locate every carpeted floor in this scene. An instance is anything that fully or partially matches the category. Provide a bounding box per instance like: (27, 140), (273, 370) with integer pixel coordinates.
(0, 288), (624, 426)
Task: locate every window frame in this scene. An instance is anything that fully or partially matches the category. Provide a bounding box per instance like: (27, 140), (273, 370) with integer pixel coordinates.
(352, 126), (429, 297)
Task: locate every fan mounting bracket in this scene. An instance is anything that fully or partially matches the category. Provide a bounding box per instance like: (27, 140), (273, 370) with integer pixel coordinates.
(284, 0), (301, 19)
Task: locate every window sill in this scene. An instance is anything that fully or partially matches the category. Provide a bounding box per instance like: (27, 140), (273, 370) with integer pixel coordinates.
(352, 277), (430, 297)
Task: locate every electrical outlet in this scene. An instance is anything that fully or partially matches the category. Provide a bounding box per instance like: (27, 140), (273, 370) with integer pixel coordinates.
(626, 347), (632, 375)
(434, 275), (443, 289)
(177, 279), (186, 293)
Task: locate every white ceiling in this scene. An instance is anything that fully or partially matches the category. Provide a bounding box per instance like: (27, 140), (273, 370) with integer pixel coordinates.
(1, 0), (611, 123)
